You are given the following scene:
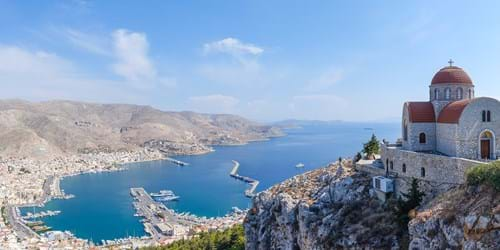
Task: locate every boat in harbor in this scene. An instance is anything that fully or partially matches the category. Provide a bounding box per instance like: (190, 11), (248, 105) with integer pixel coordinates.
(155, 195), (180, 202)
(295, 163), (305, 168)
(150, 190), (175, 197)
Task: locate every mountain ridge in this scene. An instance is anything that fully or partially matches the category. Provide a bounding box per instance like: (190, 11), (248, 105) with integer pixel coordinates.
(0, 99), (283, 159)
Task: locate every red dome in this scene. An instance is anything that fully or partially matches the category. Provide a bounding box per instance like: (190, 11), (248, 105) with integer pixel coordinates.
(431, 66), (473, 85)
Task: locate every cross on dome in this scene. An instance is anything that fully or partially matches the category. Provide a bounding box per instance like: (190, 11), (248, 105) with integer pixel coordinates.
(448, 59), (454, 67)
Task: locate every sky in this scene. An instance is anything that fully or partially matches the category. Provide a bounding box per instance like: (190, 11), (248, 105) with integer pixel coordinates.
(2, 1), (500, 122)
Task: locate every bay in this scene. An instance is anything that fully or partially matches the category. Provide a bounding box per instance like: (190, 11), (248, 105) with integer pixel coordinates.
(22, 122), (399, 243)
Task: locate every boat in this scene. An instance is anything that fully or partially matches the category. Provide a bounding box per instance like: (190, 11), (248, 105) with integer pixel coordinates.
(150, 190), (175, 197)
(295, 163), (305, 168)
(155, 195), (180, 202)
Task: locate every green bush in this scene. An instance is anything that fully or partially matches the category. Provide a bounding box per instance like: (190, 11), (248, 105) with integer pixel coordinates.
(466, 161), (500, 191)
(142, 224), (245, 250)
(363, 134), (380, 158)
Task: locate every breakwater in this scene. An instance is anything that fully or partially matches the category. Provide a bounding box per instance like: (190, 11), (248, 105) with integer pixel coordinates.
(164, 157), (189, 166)
(229, 160), (260, 197)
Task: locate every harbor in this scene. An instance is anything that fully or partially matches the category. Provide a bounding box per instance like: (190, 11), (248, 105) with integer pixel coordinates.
(129, 187), (246, 243)
(229, 160), (260, 197)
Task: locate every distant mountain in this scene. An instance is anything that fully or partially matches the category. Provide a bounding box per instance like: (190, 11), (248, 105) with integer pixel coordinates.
(272, 119), (344, 129)
(0, 100), (283, 158)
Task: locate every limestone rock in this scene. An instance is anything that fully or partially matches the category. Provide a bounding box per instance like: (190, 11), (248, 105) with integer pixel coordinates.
(244, 161), (401, 249)
(408, 185), (500, 249)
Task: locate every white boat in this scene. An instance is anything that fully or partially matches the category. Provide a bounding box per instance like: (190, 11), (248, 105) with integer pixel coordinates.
(156, 195), (180, 202)
(295, 163), (305, 168)
(150, 190), (174, 197)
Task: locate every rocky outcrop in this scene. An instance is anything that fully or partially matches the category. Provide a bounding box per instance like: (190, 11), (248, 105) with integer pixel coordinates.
(244, 161), (402, 249)
(409, 185), (500, 250)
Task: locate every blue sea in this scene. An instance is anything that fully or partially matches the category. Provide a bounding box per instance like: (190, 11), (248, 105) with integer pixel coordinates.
(22, 122), (399, 243)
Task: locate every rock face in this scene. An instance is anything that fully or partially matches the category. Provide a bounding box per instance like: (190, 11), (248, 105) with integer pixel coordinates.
(408, 185), (500, 250)
(244, 162), (402, 250)
(0, 99), (282, 158)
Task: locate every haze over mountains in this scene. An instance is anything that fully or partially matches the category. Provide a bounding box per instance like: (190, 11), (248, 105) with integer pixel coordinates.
(0, 100), (282, 159)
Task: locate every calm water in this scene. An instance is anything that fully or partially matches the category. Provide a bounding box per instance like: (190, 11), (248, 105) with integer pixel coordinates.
(22, 122), (398, 243)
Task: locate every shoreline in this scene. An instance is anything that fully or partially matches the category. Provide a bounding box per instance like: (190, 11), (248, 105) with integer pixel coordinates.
(5, 136), (280, 247)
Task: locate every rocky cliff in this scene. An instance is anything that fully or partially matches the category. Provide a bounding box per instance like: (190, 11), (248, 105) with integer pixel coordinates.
(409, 185), (500, 249)
(0, 99), (282, 158)
(244, 161), (500, 250)
(244, 161), (403, 249)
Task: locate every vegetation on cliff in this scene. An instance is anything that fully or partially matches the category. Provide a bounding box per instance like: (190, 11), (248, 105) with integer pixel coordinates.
(393, 178), (425, 226)
(362, 134), (380, 159)
(466, 161), (500, 191)
(143, 225), (244, 250)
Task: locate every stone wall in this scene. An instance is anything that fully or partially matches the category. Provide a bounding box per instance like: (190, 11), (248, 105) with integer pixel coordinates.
(455, 97), (500, 159)
(381, 144), (483, 185)
(406, 122), (436, 152)
(436, 123), (458, 156)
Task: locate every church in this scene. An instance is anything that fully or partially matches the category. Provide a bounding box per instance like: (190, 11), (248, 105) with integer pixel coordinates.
(401, 61), (500, 160)
(379, 61), (499, 186)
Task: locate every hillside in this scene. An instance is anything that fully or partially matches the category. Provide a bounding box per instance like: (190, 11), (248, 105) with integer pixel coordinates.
(0, 100), (282, 158)
(244, 161), (500, 249)
(409, 184), (500, 249)
(244, 161), (403, 249)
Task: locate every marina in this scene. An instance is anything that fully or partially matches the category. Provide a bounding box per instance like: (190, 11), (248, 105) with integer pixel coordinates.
(129, 187), (245, 242)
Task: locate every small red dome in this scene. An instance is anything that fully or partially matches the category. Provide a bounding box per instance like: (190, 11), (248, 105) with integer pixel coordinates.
(431, 66), (473, 85)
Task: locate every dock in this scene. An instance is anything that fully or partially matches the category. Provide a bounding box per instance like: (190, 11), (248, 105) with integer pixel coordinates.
(229, 160), (260, 197)
(130, 187), (199, 240)
(164, 157), (189, 166)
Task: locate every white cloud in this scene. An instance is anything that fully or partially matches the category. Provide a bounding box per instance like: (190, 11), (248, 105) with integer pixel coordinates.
(0, 45), (145, 103)
(111, 29), (157, 82)
(63, 28), (111, 56)
(0, 46), (72, 77)
(188, 94), (239, 114)
(203, 38), (263, 57)
(304, 68), (344, 92)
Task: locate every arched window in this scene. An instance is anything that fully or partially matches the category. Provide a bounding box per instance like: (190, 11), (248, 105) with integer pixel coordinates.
(487, 111), (491, 122)
(402, 164), (406, 173)
(419, 133), (426, 144)
(421, 167), (426, 177)
(390, 161), (393, 170)
(445, 88), (451, 100)
(469, 89), (472, 98)
(482, 110), (487, 122)
(434, 89), (439, 100)
(457, 88), (463, 99)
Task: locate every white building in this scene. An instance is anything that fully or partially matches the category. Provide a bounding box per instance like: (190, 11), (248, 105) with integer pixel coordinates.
(380, 61), (496, 186)
(400, 61), (500, 160)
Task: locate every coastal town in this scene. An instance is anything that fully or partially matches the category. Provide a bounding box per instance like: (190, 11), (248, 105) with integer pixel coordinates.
(0, 149), (246, 249)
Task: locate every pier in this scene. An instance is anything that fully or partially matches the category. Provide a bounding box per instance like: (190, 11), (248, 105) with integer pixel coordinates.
(229, 160), (260, 197)
(130, 187), (201, 240)
(164, 157), (189, 166)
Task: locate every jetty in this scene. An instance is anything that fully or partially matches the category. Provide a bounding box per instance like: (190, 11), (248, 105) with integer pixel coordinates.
(164, 157), (189, 166)
(229, 160), (260, 197)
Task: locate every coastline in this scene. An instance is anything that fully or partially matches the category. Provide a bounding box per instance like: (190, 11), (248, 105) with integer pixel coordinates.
(4, 136), (280, 248)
